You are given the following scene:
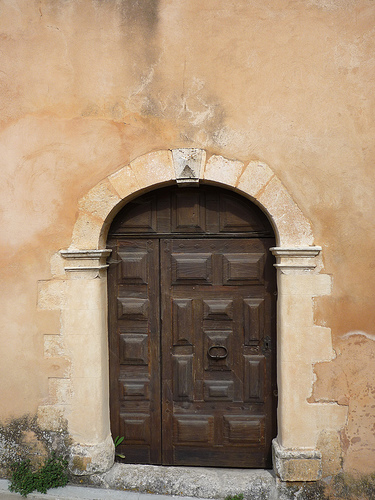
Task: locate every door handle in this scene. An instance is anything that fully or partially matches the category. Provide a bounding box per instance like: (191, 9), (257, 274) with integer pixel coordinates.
(207, 345), (228, 360)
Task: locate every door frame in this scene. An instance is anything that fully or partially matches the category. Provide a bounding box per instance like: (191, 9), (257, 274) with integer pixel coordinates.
(41, 149), (347, 481)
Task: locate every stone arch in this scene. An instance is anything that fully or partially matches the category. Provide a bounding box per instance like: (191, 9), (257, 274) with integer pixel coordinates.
(68, 149), (314, 251)
(38, 149), (347, 481)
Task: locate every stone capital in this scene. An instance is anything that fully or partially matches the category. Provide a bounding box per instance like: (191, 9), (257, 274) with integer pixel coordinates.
(60, 249), (111, 274)
(270, 246), (322, 273)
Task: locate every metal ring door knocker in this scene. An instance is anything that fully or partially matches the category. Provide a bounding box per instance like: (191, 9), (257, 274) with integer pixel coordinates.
(208, 345), (228, 360)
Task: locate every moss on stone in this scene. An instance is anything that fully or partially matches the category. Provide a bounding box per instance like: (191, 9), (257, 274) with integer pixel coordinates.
(0, 413), (70, 478)
(71, 456), (92, 473)
(280, 473), (375, 500)
(328, 472), (375, 499)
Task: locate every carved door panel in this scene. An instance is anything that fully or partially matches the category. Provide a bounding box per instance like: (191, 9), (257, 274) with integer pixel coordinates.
(160, 238), (275, 468)
(108, 239), (161, 464)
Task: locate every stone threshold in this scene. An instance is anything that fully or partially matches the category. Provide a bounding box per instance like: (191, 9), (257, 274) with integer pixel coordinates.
(89, 464), (277, 499)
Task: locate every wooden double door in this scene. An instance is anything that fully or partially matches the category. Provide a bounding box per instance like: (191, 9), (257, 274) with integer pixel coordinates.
(107, 186), (277, 468)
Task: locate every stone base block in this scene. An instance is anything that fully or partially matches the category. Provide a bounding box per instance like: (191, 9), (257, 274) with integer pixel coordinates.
(69, 435), (114, 475)
(273, 439), (322, 481)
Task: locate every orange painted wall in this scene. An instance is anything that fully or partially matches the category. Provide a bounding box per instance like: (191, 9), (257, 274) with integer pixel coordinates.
(0, 0), (374, 474)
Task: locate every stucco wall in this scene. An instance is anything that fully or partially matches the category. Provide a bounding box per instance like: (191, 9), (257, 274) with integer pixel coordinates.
(0, 0), (374, 476)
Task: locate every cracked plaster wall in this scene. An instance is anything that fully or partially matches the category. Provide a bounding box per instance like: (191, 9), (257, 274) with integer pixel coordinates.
(0, 0), (374, 475)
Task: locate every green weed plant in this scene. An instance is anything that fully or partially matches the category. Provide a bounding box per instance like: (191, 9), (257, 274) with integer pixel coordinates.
(225, 494), (244, 500)
(114, 435), (125, 459)
(8, 453), (68, 497)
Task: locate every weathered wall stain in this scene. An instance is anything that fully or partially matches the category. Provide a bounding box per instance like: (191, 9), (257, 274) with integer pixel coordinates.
(311, 333), (375, 475)
(0, 413), (70, 476)
(117, 0), (159, 33)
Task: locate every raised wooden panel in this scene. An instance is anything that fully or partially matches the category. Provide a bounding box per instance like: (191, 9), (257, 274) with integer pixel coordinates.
(120, 414), (150, 443)
(119, 379), (149, 399)
(116, 199), (156, 233)
(244, 298), (265, 343)
(204, 380), (234, 400)
(171, 253), (212, 283)
(203, 299), (233, 320)
(117, 297), (149, 320)
(223, 253), (265, 284)
(223, 416), (265, 444)
(118, 251), (148, 284)
(174, 416), (214, 443)
(244, 355), (265, 402)
(172, 191), (205, 232)
(172, 299), (193, 345)
(219, 195), (270, 233)
(119, 333), (148, 365)
(173, 354), (193, 399)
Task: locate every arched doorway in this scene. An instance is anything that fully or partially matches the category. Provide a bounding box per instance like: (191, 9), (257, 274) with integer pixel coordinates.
(54, 150), (338, 480)
(107, 185), (277, 468)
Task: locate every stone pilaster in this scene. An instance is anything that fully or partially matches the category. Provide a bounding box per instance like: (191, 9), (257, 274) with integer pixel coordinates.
(60, 248), (114, 474)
